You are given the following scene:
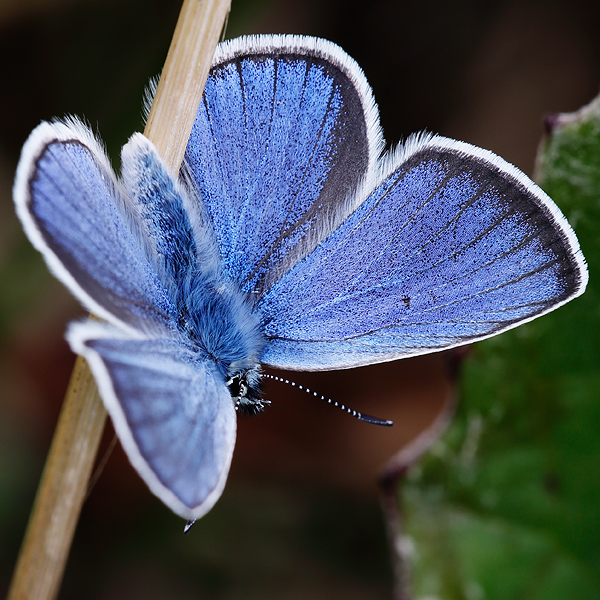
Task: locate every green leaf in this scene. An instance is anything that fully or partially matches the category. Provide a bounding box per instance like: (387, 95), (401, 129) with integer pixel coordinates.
(402, 94), (600, 600)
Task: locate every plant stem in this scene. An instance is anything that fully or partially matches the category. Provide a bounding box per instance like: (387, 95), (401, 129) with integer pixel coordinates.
(145, 0), (231, 171)
(7, 1), (231, 598)
(7, 356), (105, 600)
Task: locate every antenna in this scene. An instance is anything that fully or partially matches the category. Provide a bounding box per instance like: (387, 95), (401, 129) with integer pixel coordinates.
(265, 374), (393, 427)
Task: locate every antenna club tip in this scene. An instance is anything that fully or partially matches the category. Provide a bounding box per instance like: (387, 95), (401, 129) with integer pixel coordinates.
(358, 414), (394, 427)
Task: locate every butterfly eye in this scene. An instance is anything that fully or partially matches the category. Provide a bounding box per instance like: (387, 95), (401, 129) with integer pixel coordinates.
(226, 374), (244, 398)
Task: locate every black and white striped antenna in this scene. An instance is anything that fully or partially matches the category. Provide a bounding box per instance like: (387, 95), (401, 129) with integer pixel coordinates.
(265, 374), (394, 427)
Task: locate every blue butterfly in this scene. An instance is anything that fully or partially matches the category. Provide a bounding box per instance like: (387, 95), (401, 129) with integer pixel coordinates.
(13, 35), (587, 521)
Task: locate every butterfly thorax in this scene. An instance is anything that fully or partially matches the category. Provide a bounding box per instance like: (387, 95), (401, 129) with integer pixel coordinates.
(175, 268), (266, 412)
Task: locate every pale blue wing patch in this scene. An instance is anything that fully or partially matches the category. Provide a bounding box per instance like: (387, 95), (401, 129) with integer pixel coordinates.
(68, 322), (236, 519)
(184, 35), (384, 302)
(259, 136), (588, 370)
(120, 134), (220, 291)
(13, 120), (176, 336)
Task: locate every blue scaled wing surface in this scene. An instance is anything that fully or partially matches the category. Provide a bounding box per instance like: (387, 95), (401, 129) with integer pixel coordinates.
(68, 324), (236, 519)
(182, 35), (586, 372)
(13, 120), (236, 519)
(258, 135), (588, 370)
(184, 35), (384, 302)
(13, 120), (177, 336)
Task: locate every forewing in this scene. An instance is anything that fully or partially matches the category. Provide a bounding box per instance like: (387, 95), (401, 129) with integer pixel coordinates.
(68, 322), (236, 520)
(259, 136), (588, 370)
(184, 35), (383, 301)
(120, 133), (220, 290)
(13, 120), (176, 335)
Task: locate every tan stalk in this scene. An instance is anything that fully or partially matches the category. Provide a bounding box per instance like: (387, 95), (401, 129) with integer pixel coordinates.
(7, 1), (231, 598)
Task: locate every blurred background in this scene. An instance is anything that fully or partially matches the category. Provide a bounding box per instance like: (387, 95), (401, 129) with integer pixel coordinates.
(0, 0), (599, 598)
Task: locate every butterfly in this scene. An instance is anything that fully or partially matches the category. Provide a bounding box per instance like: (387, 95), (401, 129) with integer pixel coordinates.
(13, 34), (587, 521)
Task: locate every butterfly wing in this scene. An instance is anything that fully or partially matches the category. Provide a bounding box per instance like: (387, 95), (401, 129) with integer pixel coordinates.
(259, 136), (588, 370)
(184, 35), (384, 301)
(13, 120), (177, 335)
(121, 132), (220, 290)
(15, 121), (237, 518)
(68, 322), (236, 519)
